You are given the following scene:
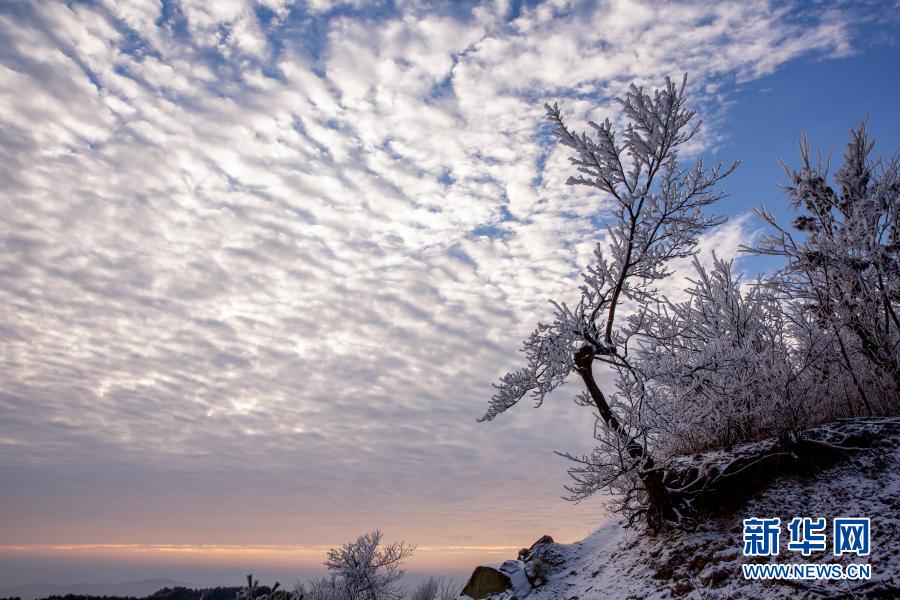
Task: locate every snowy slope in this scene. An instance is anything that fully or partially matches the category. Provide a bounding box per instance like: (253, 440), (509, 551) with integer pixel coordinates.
(463, 417), (899, 599)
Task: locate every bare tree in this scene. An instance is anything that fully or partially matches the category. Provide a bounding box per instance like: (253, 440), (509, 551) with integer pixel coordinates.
(480, 75), (736, 529)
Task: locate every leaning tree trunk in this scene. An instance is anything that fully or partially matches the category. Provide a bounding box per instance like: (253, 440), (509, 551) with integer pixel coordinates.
(573, 345), (671, 528)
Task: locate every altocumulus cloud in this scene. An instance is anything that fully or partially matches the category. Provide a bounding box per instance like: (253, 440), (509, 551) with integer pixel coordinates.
(0, 0), (861, 549)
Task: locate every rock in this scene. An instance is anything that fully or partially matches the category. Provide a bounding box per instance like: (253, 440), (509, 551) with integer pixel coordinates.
(529, 535), (555, 550)
(652, 564), (674, 580)
(498, 560), (521, 576)
(499, 560), (532, 596)
(671, 581), (693, 595)
(689, 554), (705, 570)
(461, 566), (512, 600)
(699, 565), (730, 588)
(523, 536), (567, 572)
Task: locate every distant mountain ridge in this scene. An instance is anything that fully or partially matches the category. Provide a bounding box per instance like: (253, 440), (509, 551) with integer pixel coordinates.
(0, 579), (210, 600)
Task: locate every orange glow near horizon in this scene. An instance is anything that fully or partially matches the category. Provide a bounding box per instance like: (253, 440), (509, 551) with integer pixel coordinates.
(0, 543), (522, 574)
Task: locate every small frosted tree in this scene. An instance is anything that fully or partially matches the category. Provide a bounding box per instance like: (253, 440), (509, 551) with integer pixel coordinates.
(249, 532), (422, 600)
(480, 76), (736, 529)
(322, 530), (414, 600)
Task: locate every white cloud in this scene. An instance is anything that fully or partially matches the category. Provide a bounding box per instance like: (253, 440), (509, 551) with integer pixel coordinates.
(0, 0), (860, 548)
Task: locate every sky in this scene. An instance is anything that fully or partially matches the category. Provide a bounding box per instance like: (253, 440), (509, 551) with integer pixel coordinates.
(1, 0), (899, 589)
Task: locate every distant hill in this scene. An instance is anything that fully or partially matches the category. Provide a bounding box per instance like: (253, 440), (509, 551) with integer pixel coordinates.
(0, 580), (240, 600)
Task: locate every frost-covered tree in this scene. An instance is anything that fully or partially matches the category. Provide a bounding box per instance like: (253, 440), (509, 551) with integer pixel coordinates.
(554, 253), (863, 529)
(637, 255), (831, 454)
(245, 533), (427, 600)
(480, 75), (900, 531)
(322, 530), (414, 600)
(748, 123), (900, 414)
(480, 76), (736, 529)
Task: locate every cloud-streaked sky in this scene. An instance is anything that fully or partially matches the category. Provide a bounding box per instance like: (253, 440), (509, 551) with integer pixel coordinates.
(1, 0), (898, 587)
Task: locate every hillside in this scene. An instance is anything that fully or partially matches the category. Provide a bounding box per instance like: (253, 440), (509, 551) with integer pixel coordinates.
(460, 417), (900, 599)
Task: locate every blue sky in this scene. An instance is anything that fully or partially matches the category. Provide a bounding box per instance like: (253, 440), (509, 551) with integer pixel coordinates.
(0, 0), (898, 588)
(721, 47), (900, 273)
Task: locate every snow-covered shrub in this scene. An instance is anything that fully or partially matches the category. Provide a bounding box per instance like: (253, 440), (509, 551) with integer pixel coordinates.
(637, 256), (817, 454)
(640, 125), (899, 457)
(749, 123), (899, 415)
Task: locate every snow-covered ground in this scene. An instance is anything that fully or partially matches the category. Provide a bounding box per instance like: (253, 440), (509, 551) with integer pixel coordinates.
(463, 417), (899, 599)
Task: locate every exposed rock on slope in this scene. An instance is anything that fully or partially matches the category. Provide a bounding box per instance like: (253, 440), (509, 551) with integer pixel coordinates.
(461, 566), (513, 599)
(460, 417), (900, 599)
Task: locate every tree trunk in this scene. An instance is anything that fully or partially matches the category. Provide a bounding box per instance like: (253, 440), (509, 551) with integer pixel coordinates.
(573, 345), (669, 527)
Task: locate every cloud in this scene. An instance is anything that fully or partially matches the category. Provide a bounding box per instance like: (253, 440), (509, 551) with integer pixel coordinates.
(0, 0), (867, 550)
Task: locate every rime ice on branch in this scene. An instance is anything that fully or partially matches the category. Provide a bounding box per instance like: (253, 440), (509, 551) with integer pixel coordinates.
(480, 76), (899, 531)
(480, 75), (737, 529)
(747, 122), (900, 409)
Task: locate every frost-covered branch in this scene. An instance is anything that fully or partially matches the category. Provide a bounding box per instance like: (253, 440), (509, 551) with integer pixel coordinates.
(745, 122), (900, 412)
(323, 531), (415, 600)
(481, 75), (737, 529)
